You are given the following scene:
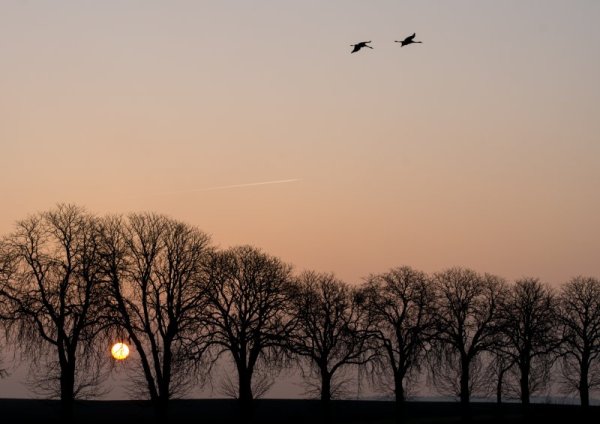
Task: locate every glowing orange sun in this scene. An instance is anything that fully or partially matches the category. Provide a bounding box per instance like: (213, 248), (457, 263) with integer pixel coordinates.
(111, 342), (130, 360)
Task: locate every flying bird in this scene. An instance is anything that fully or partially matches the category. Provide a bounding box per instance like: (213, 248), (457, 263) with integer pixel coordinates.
(350, 41), (373, 53)
(395, 33), (422, 47)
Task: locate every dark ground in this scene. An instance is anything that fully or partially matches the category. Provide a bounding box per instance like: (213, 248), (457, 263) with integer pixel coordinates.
(0, 399), (597, 424)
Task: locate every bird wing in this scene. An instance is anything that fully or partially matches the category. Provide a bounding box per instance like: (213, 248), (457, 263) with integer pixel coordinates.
(405, 33), (416, 42)
(351, 45), (360, 53)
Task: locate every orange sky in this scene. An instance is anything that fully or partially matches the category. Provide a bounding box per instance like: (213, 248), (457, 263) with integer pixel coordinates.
(1, 0), (599, 290)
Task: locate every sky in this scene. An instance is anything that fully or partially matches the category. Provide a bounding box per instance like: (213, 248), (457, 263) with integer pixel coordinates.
(1, 0), (600, 398)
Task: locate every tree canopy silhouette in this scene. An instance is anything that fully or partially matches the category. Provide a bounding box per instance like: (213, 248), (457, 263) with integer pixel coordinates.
(0, 205), (107, 408)
(98, 213), (213, 407)
(203, 245), (295, 407)
(1, 204), (600, 410)
(497, 278), (560, 405)
(430, 268), (506, 404)
(558, 276), (600, 408)
(362, 266), (436, 403)
(288, 271), (374, 402)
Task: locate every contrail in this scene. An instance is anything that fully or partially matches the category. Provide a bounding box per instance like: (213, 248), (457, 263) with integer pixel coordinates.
(155, 178), (301, 195)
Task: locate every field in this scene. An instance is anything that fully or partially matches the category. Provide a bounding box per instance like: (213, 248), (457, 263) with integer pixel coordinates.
(0, 399), (598, 423)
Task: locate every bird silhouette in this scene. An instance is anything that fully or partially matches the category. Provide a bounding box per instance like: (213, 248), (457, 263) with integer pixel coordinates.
(350, 41), (373, 53)
(395, 33), (422, 47)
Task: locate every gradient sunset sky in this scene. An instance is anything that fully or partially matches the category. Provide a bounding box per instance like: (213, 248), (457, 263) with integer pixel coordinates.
(2, 0), (599, 289)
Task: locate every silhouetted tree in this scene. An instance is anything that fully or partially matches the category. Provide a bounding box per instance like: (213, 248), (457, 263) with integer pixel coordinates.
(362, 266), (436, 403)
(497, 278), (560, 405)
(558, 276), (600, 407)
(288, 271), (373, 402)
(430, 268), (506, 405)
(98, 214), (212, 409)
(484, 349), (515, 404)
(204, 245), (294, 408)
(0, 205), (107, 410)
(0, 240), (17, 379)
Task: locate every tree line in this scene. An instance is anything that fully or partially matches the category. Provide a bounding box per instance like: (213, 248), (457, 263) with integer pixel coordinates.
(0, 205), (599, 412)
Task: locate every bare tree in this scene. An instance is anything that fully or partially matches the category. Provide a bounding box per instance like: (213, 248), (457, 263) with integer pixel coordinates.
(558, 276), (600, 407)
(484, 349), (515, 404)
(288, 271), (373, 402)
(203, 245), (295, 407)
(497, 278), (560, 405)
(361, 266), (436, 403)
(430, 268), (506, 405)
(0, 239), (17, 379)
(0, 205), (107, 408)
(98, 213), (212, 408)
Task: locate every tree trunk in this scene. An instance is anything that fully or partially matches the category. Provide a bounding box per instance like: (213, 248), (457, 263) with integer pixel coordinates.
(59, 362), (76, 421)
(580, 359), (590, 408)
(460, 356), (470, 405)
(162, 349), (172, 398)
(236, 365), (254, 422)
(394, 371), (405, 403)
(155, 384), (170, 420)
(158, 343), (172, 405)
(129, 334), (159, 402)
(519, 360), (530, 405)
(496, 368), (505, 404)
(320, 368), (332, 402)
(319, 367), (333, 424)
(60, 369), (76, 404)
(393, 371), (406, 424)
(238, 365), (254, 403)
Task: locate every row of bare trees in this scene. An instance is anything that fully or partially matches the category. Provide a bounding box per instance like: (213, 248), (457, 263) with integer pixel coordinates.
(0, 205), (599, 412)
(366, 264), (600, 408)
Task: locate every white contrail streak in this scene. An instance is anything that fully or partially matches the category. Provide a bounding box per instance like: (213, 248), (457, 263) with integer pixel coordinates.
(156, 178), (301, 195)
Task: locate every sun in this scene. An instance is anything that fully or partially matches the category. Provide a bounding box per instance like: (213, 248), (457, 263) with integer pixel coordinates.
(111, 342), (130, 360)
